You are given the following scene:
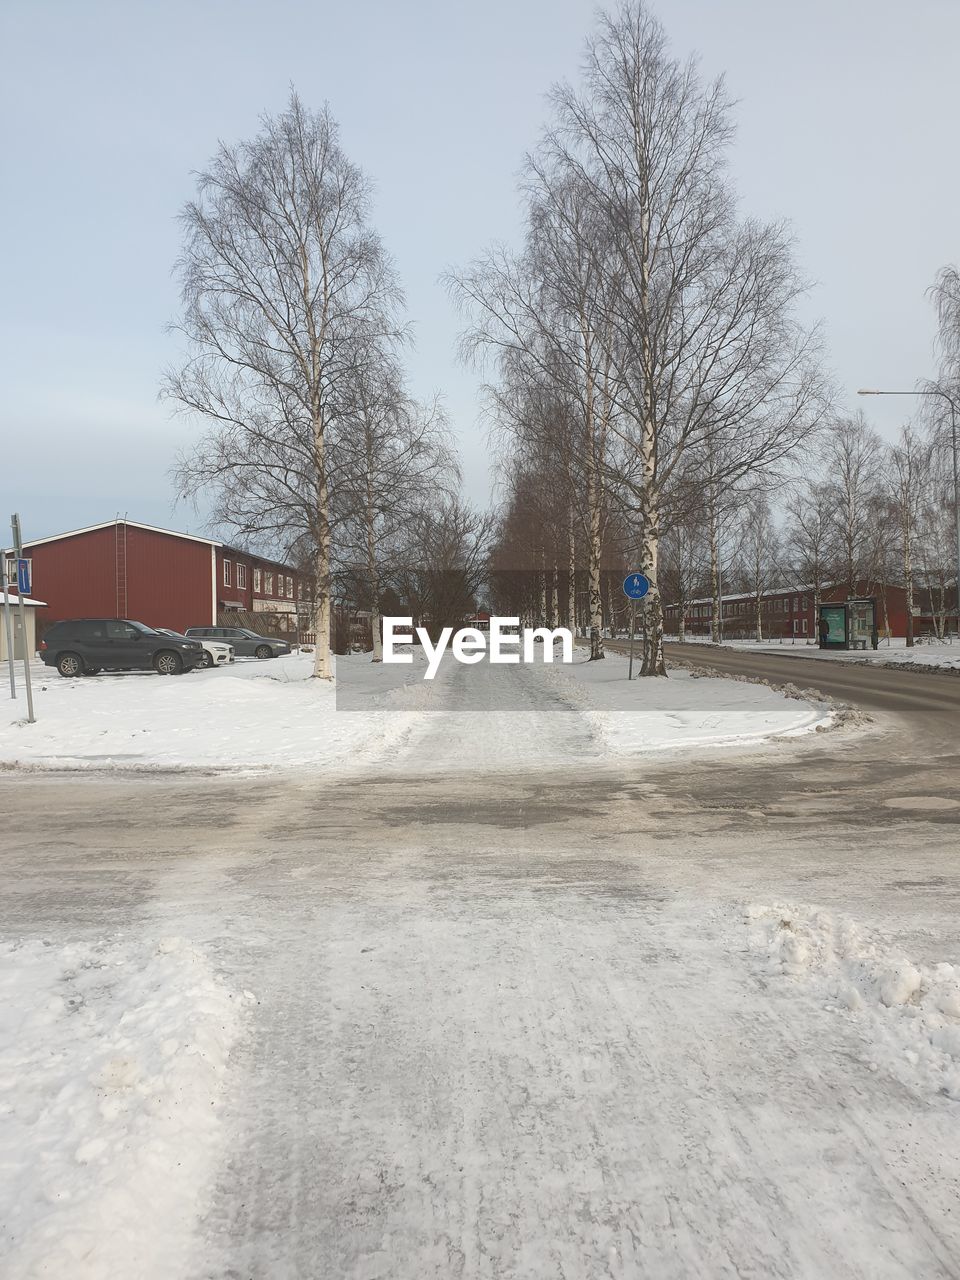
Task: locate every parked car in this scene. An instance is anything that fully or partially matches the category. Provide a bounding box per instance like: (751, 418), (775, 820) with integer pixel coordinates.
(39, 619), (205, 677)
(156, 627), (233, 668)
(185, 627), (291, 659)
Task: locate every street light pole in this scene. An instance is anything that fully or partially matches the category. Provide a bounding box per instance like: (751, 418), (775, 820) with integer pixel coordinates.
(857, 387), (960, 638)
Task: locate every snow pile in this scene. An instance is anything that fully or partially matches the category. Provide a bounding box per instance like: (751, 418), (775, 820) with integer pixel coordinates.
(745, 903), (960, 1099)
(0, 935), (247, 1279)
(539, 648), (833, 752)
(0, 653), (420, 773)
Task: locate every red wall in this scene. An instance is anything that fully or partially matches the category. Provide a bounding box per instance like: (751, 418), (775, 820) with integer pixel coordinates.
(26, 525), (216, 636)
(215, 548), (298, 611)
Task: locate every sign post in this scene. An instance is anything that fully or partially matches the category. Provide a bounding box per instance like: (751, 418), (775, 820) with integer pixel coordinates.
(1, 558), (15, 699)
(622, 573), (651, 680)
(11, 515), (35, 724)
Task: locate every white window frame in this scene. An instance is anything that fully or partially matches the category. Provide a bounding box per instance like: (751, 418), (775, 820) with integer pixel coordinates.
(223, 559), (231, 588)
(253, 568), (261, 593)
(286, 575), (294, 599)
(237, 564), (247, 590)
(265, 572), (273, 596)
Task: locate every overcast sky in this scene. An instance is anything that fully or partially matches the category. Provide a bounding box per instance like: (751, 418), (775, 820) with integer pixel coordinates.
(3, 0), (958, 543)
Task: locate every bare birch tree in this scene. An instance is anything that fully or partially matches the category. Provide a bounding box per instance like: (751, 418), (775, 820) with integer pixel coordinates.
(526, 4), (828, 674)
(166, 93), (406, 679)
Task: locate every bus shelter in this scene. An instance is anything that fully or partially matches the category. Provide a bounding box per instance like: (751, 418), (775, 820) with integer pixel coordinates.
(818, 598), (878, 651)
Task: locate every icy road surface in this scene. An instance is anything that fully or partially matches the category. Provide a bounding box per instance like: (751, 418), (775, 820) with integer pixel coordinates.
(1, 654), (959, 1278)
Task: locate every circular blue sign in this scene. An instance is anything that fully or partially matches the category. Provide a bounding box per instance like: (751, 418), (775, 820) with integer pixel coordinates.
(622, 573), (651, 600)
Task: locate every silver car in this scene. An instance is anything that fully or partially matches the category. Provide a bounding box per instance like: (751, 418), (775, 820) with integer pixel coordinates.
(185, 626), (291, 659)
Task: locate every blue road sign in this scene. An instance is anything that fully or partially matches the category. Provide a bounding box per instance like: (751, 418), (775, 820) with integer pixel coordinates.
(17, 559), (30, 595)
(622, 572), (650, 600)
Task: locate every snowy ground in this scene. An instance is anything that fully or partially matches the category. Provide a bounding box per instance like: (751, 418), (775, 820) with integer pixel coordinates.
(0, 934), (246, 1279)
(6, 652), (957, 1279)
(0, 648), (833, 774)
(670, 635), (960, 670)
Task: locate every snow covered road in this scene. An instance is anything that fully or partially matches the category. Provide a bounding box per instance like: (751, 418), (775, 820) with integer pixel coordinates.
(1, 656), (959, 1278)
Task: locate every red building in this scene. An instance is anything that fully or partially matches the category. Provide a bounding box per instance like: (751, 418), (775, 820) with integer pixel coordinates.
(665, 583), (914, 640)
(10, 518), (301, 638)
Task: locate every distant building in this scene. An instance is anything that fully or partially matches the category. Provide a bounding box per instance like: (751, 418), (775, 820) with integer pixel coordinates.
(6, 518), (302, 638)
(664, 583), (915, 640)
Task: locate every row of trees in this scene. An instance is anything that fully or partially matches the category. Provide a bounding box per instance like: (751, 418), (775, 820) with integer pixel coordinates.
(162, 8), (958, 676)
(448, 3), (828, 674)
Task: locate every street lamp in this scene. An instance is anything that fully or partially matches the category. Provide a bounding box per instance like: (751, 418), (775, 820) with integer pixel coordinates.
(857, 387), (960, 638)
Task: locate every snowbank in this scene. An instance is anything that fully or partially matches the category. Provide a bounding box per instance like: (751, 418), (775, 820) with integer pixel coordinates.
(671, 636), (960, 672)
(540, 648), (833, 753)
(0, 934), (247, 1279)
(0, 647), (833, 774)
(0, 653), (420, 773)
(745, 903), (960, 1100)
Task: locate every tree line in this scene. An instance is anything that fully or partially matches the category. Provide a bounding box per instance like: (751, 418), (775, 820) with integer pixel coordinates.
(163, 5), (959, 675)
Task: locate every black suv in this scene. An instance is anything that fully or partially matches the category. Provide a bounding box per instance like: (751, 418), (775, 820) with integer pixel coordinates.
(185, 627), (291, 659)
(40, 619), (205, 677)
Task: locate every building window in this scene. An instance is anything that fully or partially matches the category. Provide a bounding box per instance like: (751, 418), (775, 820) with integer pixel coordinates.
(286, 575), (294, 599)
(794, 596), (799, 611)
(237, 564), (247, 590)
(253, 568), (261, 593)
(298, 580), (304, 600)
(223, 559), (231, 587)
(802, 619), (808, 634)
(265, 572), (273, 596)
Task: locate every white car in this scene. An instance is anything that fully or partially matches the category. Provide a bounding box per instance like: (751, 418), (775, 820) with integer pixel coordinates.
(156, 628), (234, 668)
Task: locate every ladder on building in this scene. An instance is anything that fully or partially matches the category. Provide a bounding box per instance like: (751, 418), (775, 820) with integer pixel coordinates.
(115, 517), (128, 618)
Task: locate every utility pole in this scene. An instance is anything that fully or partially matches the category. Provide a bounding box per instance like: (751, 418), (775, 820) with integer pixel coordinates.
(11, 514), (35, 723)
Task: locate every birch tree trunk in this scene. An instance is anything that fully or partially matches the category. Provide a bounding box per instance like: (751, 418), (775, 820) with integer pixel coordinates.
(312, 427), (334, 679)
(568, 525), (577, 634)
(587, 458), (605, 660)
(709, 501), (722, 645)
(903, 515), (915, 648)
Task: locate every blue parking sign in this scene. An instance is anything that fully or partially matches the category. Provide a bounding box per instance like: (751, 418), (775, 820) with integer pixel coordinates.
(17, 559), (30, 594)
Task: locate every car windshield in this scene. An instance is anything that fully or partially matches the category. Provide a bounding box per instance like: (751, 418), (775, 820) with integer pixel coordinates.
(126, 621), (161, 635)
(239, 630), (265, 639)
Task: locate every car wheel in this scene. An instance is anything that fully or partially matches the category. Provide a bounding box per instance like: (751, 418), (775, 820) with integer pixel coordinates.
(82, 667), (102, 676)
(154, 650), (183, 676)
(57, 652), (83, 678)
(255, 644), (272, 660)
(199, 651), (214, 668)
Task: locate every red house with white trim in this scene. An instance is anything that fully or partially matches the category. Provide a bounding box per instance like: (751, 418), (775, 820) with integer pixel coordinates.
(9, 518), (301, 638)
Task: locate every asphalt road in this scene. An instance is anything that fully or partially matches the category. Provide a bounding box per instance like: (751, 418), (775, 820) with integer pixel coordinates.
(2, 655), (960, 1278)
(604, 639), (960, 833)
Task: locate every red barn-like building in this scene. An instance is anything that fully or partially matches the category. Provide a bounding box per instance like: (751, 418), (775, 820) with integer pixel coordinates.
(11, 519), (301, 638)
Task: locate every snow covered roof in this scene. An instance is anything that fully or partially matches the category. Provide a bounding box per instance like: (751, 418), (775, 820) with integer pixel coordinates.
(669, 585), (814, 608)
(10, 519), (221, 550)
(0, 594), (47, 607)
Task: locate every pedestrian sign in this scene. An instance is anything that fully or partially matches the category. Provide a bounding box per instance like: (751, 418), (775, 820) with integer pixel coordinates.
(622, 573), (650, 600)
